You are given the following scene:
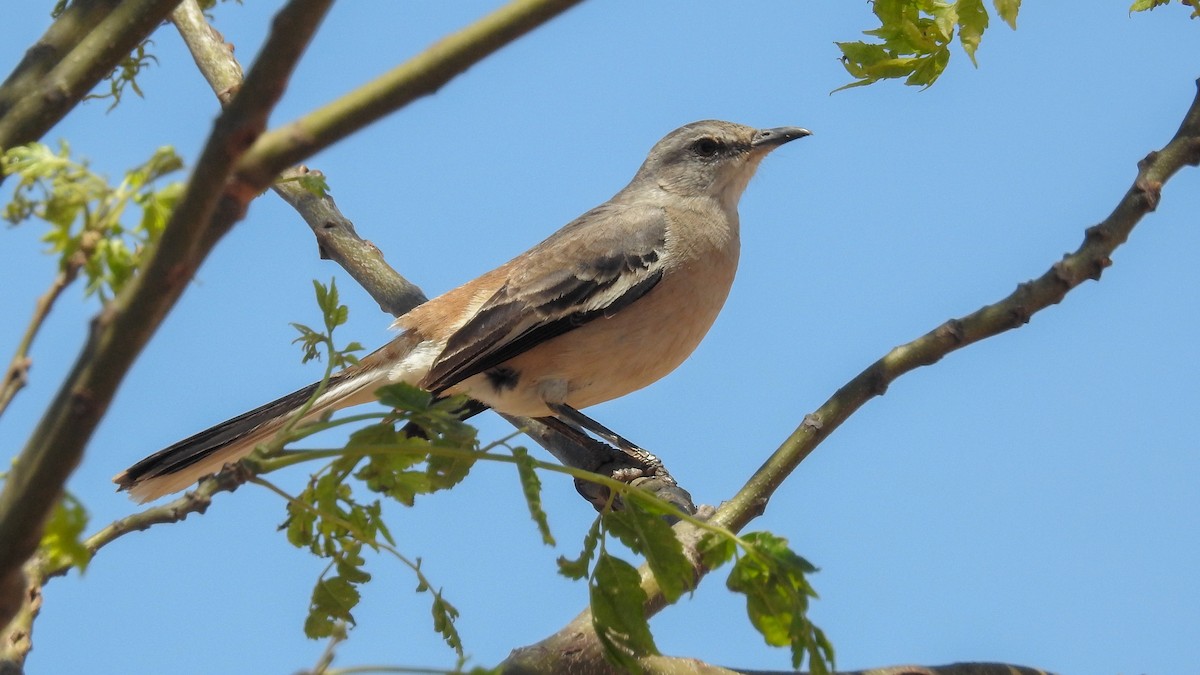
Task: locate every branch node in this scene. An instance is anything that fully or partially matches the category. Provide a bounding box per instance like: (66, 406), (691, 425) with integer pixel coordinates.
(801, 412), (823, 432)
(1083, 223), (1110, 243)
(1087, 255), (1112, 281)
(867, 367), (890, 396)
(935, 318), (965, 345)
(1134, 152), (1163, 211)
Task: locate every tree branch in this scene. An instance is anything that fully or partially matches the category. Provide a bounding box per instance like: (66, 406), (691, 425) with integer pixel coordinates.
(234, 0), (586, 188)
(171, 0), (429, 316)
(0, 0), (333, 628)
(0, 0), (592, 640)
(0, 0), (123, 119)
(0, 267), (74, 418)
(502, 77), (1200, 674)
(0, 0), (182, 165)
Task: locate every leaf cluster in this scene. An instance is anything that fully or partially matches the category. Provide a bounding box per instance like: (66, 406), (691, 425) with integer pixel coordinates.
(556, 488), (834, 673)
(290, 279), (364, 369)
(1, 142), (183, 299)
(836, 0), (1020, 91)
(1129, 0), (1199, 18)
(281, 390), (476, 653)
(278, 282), (479, 652)
(37, 491), (91, 574)
(83, 40), (158, 111)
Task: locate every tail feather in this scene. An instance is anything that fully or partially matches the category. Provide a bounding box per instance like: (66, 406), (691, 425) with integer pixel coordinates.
(115, 369), (382, 503)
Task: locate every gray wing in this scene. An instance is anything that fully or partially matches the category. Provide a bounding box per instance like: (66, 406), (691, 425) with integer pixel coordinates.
(420, 202), (668, 394)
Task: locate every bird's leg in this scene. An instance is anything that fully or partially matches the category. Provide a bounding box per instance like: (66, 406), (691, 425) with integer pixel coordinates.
(544, 402), (665, 476)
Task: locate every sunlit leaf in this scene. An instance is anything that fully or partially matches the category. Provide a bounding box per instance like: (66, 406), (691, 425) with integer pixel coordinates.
(603, 498), (690, 602)
(512, 446), (555, 546)
(591, 552), (657, 671)
(40, 492), (91, 573)
(958, 0), (989, 66)
(557, 518), (601, 580)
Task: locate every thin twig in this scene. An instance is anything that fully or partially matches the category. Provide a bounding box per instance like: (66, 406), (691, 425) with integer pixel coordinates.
(0, 268), (73, 417)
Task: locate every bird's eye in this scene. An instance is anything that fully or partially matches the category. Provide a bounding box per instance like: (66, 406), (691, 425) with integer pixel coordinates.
(691, 137), (721, 157)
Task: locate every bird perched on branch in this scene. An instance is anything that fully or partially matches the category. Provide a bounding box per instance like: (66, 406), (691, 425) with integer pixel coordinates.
(116, 120), (810, 502)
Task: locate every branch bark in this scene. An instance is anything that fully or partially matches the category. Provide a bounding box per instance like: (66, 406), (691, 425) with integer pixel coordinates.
(501, 77), (1200, 674)
(0, 0), (334, 629)
(0, 0), (183, 166)
(0, 0), (588, 652)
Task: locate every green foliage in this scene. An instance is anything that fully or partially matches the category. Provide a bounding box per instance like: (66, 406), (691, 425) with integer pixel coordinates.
(290, 279), (363, 369)
(590, 551), (658, 672)
(602, 494), (691, 603)
(512, 446), (555, 546)
(726, 532), (833, 672)
(278, 171), (332, 198)
(278, 283), (478, 654)
(1, 141), (183, 300)
(835, 0), (1021, 91)
(280, 281), (830, 669)
(85, 40), (158, 111)
(38, 491), (91, 574)
(1129, 0), (1199, 18)
(554, 482), (832, 673)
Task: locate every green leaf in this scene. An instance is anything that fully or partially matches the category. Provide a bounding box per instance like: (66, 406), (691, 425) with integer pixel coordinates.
(697, 531), (737, 570)
(590, 553), (657, 671)
(2, 141), (182, 299)
(430, 590), (464, 654)
(305, 573), (361, 638)
(557, 518), (601, 580)
(994, 0), (1020, 28)
(40, 492), (91, 573)
(512, 446), (555, 546)
(603, 497), (691, 602)
(907, 46), (951, 88)
(727, 532), (829, 671)
(376, 382), (435, 413)
(957, 0), (989, 66)
(1129, 0), (1172, 12)
(297, 172), (330, 197)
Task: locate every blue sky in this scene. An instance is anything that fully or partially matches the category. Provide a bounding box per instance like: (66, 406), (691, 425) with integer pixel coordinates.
(2, 2), (1199, 673)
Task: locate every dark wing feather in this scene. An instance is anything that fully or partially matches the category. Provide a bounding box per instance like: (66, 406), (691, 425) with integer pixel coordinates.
(421, 203), (667, 394)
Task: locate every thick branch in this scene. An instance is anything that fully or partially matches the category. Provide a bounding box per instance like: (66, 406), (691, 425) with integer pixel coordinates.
(272, 168), (429, 316)
(0, 0), (592, 638)
(0, 0), (123, 119)
(0, 0), (333, 628)
(171, 0), (429, 316)
(0, 0), (182, 163)
(235, 0), (585, 187)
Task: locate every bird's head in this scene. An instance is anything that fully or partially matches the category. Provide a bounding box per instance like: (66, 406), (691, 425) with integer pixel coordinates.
(631, 120), (811, 210)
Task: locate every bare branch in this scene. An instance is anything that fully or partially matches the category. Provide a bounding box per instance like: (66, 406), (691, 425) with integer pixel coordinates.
(0, 268), (73, 418)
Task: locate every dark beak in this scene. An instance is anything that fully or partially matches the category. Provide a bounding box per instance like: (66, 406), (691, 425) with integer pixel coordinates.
(751, 126), (812, 149)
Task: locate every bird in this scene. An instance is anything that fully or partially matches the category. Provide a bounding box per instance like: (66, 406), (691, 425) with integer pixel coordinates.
(115, 120), (810, 502)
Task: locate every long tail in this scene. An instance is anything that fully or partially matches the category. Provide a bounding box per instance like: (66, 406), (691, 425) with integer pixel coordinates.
(114, 337), (418, 503)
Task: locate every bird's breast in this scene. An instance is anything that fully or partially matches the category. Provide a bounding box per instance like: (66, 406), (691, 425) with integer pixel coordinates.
(458, 231), (740, 417)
